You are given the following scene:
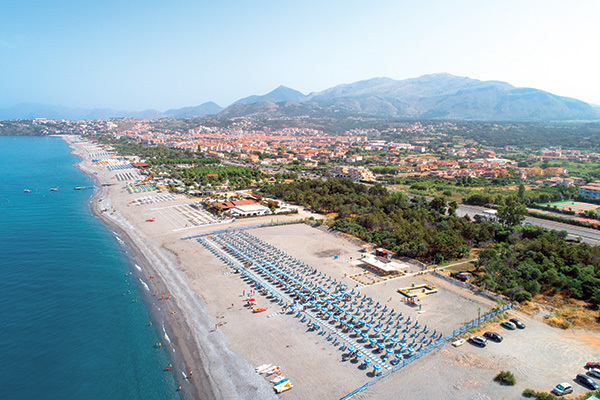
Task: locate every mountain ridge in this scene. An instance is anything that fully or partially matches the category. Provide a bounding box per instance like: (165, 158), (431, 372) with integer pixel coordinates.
(1, 73), (598, 121)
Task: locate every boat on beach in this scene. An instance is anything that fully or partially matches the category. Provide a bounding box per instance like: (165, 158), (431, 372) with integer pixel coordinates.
(274, 380), (293, 393)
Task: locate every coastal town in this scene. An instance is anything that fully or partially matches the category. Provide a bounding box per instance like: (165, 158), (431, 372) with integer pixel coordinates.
(46, 114), (600, 400)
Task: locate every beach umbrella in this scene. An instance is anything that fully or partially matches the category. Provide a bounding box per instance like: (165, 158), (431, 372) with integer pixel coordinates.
(394, 352), (403, 360)
(356, 352), (363, 359)
(364, 358), (372, 365)
(360, 333), (368, 341)
(386, 348), (394, 355)
(373, 364), (382, 373)
(353, 328), (361, 335)
(374, 327), (381, 335)
(369, 338), (377, 347)
(377, 342), (385, 350)
(347, 323), (354, 329)
(347, 346), (355, 353)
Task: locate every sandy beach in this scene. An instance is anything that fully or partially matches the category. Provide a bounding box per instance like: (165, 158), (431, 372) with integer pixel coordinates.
(65, 135), (548, 400)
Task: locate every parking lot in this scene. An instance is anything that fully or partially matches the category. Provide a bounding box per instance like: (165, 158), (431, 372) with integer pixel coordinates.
(364, 310), (600, 399)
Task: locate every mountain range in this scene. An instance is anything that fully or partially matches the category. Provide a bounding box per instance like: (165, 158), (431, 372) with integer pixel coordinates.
(2, 73), (598, 122)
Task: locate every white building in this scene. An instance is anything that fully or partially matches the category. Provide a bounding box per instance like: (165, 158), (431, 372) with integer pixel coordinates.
(230, 203), (271, 217)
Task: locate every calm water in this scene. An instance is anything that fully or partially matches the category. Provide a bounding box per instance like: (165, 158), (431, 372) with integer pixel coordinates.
(0, 136), (180, 400)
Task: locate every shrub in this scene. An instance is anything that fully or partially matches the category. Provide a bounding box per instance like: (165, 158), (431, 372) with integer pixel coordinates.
(536, 392), (558, 400)
(495, 370), (516, 385)
(523, 388), (536, 397)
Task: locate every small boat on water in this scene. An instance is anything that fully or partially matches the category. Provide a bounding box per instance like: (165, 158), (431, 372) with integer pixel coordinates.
(74, 186), (85, 190)
(24, 189), (31, 193)
(50, 188), (59, 191)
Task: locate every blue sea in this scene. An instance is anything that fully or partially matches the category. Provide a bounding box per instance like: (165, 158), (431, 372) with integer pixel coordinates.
(0, 136), (180, 400)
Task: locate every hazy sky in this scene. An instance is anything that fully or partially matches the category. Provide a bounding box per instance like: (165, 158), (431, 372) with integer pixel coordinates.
(1, 0), (599, 110)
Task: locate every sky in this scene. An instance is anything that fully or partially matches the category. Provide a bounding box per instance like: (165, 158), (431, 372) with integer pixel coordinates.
(1, 0), (599, 111)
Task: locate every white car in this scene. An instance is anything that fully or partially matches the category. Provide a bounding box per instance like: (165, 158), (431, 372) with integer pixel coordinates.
(552, 382), (573, 396)
(589, 368), (600, 379)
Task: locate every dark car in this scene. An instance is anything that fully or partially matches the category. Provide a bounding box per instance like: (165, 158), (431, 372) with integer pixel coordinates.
(586, 362), (600, 369)
(576, 373), (599, 390)
(469, 335), (487, 347)
(484, 331), (503, 342)
(509, 318), (526, 329)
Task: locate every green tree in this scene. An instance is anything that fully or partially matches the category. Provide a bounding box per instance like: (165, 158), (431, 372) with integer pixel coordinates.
(497, 195), (528, 227)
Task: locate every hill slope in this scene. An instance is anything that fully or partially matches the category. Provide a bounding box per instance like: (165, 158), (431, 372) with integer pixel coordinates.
(233, 85), (306, 105)
(300, 73), (599, 121)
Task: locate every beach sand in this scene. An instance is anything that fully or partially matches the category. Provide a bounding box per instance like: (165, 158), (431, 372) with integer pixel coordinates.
(65, 136), (497, 400)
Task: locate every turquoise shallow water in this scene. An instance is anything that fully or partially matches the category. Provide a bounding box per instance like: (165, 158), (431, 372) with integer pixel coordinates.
(0, 136), (180, 400)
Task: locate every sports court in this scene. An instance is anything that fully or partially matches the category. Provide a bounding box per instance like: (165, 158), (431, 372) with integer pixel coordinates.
(540, 200), (600, 214)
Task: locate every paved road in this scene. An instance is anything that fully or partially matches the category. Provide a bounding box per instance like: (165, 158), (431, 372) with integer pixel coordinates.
(456, 204), (600, 245)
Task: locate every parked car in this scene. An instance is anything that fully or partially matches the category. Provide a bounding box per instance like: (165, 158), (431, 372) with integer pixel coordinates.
(469, 335), (487, 347)
(586, 362), (600, 369)
(510, 318), (526, 329)
(552, 382), (573, 396)
(588, 368), (600, 379)
(500, 321), (516, 330)
(576, 373), (599, 390)
(484, 331), (503, 342)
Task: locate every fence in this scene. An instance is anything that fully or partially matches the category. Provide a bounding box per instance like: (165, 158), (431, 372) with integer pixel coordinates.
(339, 303), (512, 400)
(180, 219), (304, 240)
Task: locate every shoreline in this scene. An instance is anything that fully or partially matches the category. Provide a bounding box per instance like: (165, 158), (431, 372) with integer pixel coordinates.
(64, 136), (275, 400)
(66, 137), (205, 399)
